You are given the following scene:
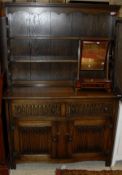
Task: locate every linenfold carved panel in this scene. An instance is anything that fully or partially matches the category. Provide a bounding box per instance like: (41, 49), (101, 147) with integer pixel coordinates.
(14, 126), (52, 155)
(12, 102), (61, 117)
(11, 100), (114, 118)
(73, 125), (104, 153)
(67, 102), (114, 117)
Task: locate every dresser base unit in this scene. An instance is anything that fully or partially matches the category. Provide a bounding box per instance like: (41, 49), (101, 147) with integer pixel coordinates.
(4, 87), (119, 168)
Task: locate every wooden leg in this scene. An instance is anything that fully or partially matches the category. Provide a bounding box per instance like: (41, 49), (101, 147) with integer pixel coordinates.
(105, 159), (111, 167)
(10, 160), (16, 169)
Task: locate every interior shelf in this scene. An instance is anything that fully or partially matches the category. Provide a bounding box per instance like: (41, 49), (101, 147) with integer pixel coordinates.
(8, 36), (111, 41)
(9, 56), (78, 63)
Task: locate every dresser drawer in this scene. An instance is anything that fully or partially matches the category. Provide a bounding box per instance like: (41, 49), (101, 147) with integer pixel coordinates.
(10, 99), (116, 118)
(66, 99), (115, 117)
(11, 100), (62, 117)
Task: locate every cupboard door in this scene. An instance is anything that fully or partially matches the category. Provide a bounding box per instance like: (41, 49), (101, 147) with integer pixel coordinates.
(51, 121), (73, 159)
(72, 119), (113, 161)
(13, 119), (52, 160)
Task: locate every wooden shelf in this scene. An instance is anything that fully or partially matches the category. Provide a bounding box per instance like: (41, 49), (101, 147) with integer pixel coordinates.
(11, 80), (75, 87)
(9, 56), (78, 63)
(8, 35), (111, 41)
(3, 86), (116, 99)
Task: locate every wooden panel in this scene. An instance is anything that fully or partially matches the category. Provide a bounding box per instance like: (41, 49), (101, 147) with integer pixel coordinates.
(52, 121), (73, 158)
(11, 100), (62, 117)
(13, 119), (52, 156)
(7, 8), (51, 36)
(72, 119), (112, 156)
(7, 11), (30, 37)
(114, 20), (122, 95)
(10, 39), (30, 57)
(31, 39), (78, 57)
(10, 63), (30, 81)
(66, 99), (115, 117)
(31, 40), (51, 56)
(6, 6), (115, 38)
(30, 62), (77, 81)
(50, 11), (72, 36)
(72, 13), (114, 37)
(29, 8), (50, 36)
(73, 125), (103, 153)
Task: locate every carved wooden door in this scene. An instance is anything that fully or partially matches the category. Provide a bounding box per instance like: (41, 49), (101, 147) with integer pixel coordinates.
(51, 121), (73, 158)
(66, 99), (115, 165)
(72, 119), (112, 157)
(13, 118), (52, 160)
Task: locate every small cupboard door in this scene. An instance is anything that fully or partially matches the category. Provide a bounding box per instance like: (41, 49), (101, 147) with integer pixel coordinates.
(72, 118), (113, 161)
(13, 119), (52, 159)
(51, 121), (73, 159)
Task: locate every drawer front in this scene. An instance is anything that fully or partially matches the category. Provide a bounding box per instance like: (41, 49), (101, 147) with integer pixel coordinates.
(10, 99), (117, 118)
(66, 100), (115, 117)
(11, 100), (62, 117)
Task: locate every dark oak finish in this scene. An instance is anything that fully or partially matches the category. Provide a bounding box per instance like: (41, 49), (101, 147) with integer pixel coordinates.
(0, 75), (9, 175)
(114, 19), (122, 95)
(3, 87), (119, 167)
(0, 2), (121, 169)
(0, 3), (9, 175)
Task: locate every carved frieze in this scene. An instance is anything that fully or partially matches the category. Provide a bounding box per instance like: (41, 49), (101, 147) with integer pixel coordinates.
(67, 102), (113, 117)
(12, 103), (61, 117)
(11, 100), (114, 117)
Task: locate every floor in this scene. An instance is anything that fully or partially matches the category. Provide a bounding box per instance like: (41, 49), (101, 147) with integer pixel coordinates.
(10, 161), (122, 175)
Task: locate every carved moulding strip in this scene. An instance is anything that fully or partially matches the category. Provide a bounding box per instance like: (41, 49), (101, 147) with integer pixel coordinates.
(67, 102), (113, 116)
(12, 103), (62, 117)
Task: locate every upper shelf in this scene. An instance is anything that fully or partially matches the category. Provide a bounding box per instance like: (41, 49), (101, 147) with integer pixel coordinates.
(9, 56), (78, 63)
(8, 36), (112, 41)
